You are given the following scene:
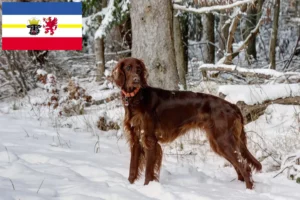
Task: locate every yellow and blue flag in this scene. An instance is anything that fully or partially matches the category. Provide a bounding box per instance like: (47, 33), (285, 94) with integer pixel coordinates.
(2, 2), (82, 50)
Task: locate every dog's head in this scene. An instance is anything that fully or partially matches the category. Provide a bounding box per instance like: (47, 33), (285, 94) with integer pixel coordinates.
(110, 58), (148, 91)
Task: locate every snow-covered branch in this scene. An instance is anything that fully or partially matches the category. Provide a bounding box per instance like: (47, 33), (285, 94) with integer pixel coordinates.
(83, 0), (130, 40)
(94, 0), (115, 39)
(199, 64), (300, 79)
(82, 0), (116, 38)
(273, 152), (300, 181)
(173, 0), (254, 14)
(290, 17), (300, 23)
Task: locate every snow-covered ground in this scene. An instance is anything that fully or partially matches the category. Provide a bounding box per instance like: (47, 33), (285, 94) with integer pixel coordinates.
(0, 82), (300, 199)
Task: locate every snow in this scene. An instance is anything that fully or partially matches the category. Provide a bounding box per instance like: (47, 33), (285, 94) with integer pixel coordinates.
(1, 57), (300, 199)
(36, 69), (47, 76)
(1, 87), (300, 199)
(218, 84), (300, 105)
(246, 104), (300, 173)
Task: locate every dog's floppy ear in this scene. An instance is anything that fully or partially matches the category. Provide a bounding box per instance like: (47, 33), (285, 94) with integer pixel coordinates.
(112, 60), (125, 88)
(138, 59), (148, 87)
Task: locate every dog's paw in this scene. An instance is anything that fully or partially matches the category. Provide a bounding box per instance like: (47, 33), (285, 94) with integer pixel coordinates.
(128, 176), (136, 184)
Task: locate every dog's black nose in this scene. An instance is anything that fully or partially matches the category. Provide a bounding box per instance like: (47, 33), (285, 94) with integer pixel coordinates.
(133, 76), (140, 83)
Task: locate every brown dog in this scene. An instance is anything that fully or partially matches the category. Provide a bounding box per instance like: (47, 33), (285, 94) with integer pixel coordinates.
(110, 57), (261, 189)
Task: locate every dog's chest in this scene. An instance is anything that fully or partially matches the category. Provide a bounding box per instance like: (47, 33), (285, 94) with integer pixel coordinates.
(128, 109), (143, 130)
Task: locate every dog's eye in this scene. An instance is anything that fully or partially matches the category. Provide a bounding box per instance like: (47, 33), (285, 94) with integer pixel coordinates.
(126, 66), (131, 71)
(136, 68), (141, 73)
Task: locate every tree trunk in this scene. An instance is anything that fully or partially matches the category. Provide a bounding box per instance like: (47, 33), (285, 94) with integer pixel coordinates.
(269, 0), (280, 69)
(173, 14), (187, 89)
(180, 13), (189, 74)
(245, 5), (257, 60)
(130, 0), (179, 90)
(218, 11), (229, 61)
(95, 0), (107, 82)
(201, 13), (215, 63)
(257, 0), (265, 20)
(95, 38), (105, 81)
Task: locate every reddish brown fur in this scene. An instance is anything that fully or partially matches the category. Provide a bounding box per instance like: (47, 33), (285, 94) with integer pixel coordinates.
(111, 57), (262, 189)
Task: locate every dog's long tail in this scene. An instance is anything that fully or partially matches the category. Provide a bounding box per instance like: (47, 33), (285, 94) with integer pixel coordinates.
(240, 128), (262, 172)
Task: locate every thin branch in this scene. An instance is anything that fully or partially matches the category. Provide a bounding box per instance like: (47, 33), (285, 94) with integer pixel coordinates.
(105, 49), (131, 56)
(283, 34), (300, 71)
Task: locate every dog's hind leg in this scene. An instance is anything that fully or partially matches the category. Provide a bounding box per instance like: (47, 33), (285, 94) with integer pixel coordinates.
(227, 159), (245, 182)
(220, 143), (253, 189)
(216, 130), (254, 189)
(154, 143), (163, 181)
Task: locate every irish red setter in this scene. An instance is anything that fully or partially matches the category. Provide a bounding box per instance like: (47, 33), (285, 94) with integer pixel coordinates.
(110, 57), (262, 189)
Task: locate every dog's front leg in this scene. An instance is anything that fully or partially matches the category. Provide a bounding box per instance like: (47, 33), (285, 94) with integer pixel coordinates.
(128, 134), (143, 184)
(143, 135), (162, 185)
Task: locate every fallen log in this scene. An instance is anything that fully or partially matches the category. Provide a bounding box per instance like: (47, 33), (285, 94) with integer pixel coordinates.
(219, 95), (300, 124)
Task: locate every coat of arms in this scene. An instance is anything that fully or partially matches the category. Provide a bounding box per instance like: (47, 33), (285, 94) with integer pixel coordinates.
(43, 17), (58, 35)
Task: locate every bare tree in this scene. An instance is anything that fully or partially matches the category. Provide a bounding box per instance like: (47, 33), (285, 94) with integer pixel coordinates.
(130, 0), (179, 90)
(173, 14), (187, 89)
(244, 4), (258, 61)
(269, 0), (280, 69)
(202, 13), (215, 63)
(218, 11), (230, 61)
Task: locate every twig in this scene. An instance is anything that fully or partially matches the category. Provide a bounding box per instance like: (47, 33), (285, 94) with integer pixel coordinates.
(273, 166), (290, 178)
(5, 146), (10, 163)
(94, 134), (101, 153)
(37, 178), (45, 194)
(23, 128), (30, 137)
(9, 179), (15, 190)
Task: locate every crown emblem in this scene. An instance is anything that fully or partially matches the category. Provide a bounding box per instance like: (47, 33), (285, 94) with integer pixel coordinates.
(27, 17), (41, 35)
(28, 18), (40, 25)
